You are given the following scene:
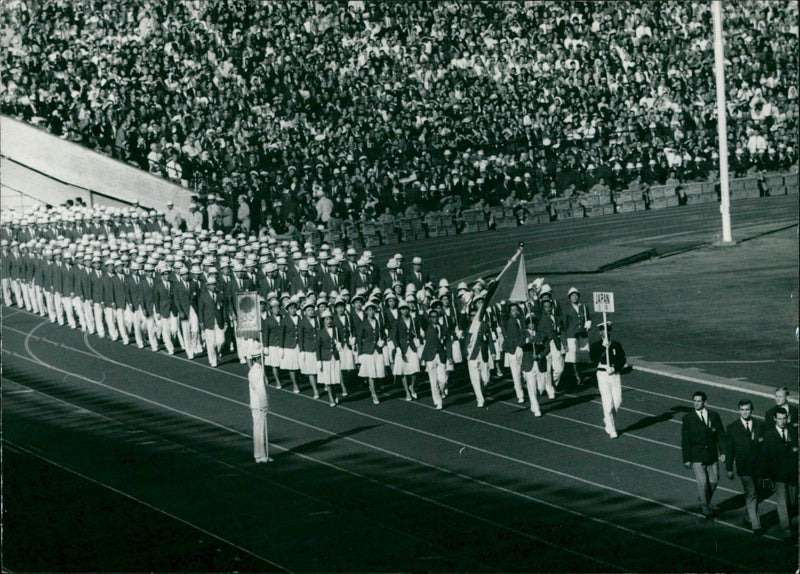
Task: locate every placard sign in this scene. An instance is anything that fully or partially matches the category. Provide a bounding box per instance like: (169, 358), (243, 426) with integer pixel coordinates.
(593, 292), (615, 313)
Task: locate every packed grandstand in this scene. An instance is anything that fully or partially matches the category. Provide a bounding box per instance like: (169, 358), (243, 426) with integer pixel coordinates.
(1, 0), (798, 233)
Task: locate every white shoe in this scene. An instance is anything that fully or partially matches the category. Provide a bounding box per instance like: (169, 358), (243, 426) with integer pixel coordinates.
(517, 397), (525, 404)
(477, 401), (485, 408)
(608, 430), (618, 438)
(532, 410), (542, 417)
(435, 404), (443, 410)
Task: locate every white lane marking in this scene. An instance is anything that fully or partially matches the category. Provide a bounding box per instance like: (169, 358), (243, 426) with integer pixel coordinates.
(5, 354), (623, 572)
(4, 441), (292, 572)
(632, 364), (783, 402)
(7, 323), (775, 510)
(666, 360), (798, 365)
(6, 319), (781, 547)
(0, 377), (456, 568)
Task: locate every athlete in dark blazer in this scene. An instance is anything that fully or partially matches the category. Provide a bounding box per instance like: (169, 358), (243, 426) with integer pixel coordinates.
(682, 391), (726, 517)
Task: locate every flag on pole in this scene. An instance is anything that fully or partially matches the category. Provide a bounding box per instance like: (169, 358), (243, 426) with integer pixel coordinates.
(467, 245), (527, 356)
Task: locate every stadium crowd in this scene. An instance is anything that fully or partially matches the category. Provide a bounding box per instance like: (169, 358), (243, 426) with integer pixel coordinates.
(1, 201), (611, 417)
(1, 1), (798, 232)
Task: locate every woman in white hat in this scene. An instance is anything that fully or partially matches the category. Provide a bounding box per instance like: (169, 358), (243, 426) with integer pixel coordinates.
(279, 297), (302, 393)
(263, 295), (284, 388)
(332, 297), (355, 397)
(564, 286), (592, 386)
(390, 299), (422, 401)
(357, 300), (386, 404)
(316, 309), (342, 406)
(298, 298), (321, 399)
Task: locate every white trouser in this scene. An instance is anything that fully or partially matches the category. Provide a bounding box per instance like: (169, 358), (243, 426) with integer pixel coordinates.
(61, 294), (77, 328)
(11, 279), (24, 307)
(204, 326), (225, 367)
(35, 285), (47, 315)
(425, 357), (446, 407)
(132, 308), (145, 348)
(251, 407), (268, 461)
(534, 361), (555, 398)
(189, 308), (203, 354)
(160, 315), (176, 353)
(505, 352), (524, 401)
(1, 278), (12, 306)
(83, 300), (95, 333)
(53, 291), (65, 325)
(523, 370), (541, 414)
(104, 306), (119, 340)
(44, 290), (56, 322)
(115, 307), (129, 344)
(467, 358), (489, 405)
(93, 302), (106, 337)
(144, 314), (160, 351)
(179, 318), (193, 358)
(596, 368), (622, 433)
(547, 341), (565, 385)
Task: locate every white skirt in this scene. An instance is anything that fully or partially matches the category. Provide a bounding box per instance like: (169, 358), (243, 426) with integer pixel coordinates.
(383, 341), (394, 365)
(241, 337), (261, 358)
(566, 337), (590, 363)
(299, 350), (319, 375)
(392, 347), (420, 375)
(358, 352), (386, 379)
(280, 346), (300, 371)
(318, 358), (342, 385)
(339, 346), (357, 371)
(266, 345), (282, 367)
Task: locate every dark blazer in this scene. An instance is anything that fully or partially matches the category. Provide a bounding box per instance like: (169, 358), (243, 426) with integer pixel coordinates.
(759, 425), (798, 484)
(197, 288), (226, 328)
(141, 278), (156, 317)
(590, 340), (626, 371)
(420, 321), (450, 363)
(356, 318), (382, 355)
(290, 273), (315, 295)
(153, 279), (174, 317)
(536, 311), (565, 350)
(263, 314), (283, 347)
(725, 418), (762, 477)
(407, 269), (430, 291)
(317, 325), (340, 362)
(502, 317), (526, 354)
(111, 274), (129, 308)
(172, 279), (193, 319)
(682, 409), (726, 465)
(298, 316), (320, 353)
(390, 315), (422, 354)
(563, 301), (591, 338)
(764, 405), (799, 432)
(127, 275), (144, 310)
(320, 271), (346, 295)
(281, 314), (300, 348)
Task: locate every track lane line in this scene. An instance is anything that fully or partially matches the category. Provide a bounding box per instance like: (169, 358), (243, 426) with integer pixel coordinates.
(5, 351), (627, 572)
(3, 440), (292, 572)
(6, 327), (768, 544)
(1, 322), (764, 500)
(4, 352), (760, 570)
(1, 377), (487, 572)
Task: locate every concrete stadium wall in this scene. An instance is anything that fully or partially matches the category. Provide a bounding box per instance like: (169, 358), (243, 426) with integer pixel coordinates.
(0, 115), (193, 217)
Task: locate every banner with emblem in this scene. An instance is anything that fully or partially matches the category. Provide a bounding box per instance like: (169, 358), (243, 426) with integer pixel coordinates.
(236, 291), (261, 339)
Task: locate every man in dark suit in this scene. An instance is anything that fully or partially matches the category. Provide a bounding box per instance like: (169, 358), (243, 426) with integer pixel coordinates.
(502, 303), (527, 405)
(407, 256), (430, 290)
(682, 391), (726, 517)
(759, 407), (798, 541)
(724, 399), (763, 534)
(764, 387), (799, 433)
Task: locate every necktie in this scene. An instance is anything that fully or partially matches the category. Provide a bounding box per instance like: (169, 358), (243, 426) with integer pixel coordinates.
(784, 430), (789, 443)
(701, 412), (708, 427)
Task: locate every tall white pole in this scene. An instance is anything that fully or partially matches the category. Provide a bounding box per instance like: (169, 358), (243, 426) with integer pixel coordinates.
(712, 0), (733, 243)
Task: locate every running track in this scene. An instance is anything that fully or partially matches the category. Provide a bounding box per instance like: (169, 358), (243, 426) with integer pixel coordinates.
(3, 195), (798, 572)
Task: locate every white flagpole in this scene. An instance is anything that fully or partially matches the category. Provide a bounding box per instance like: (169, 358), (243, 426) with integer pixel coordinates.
(712, 0), (733, 243)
